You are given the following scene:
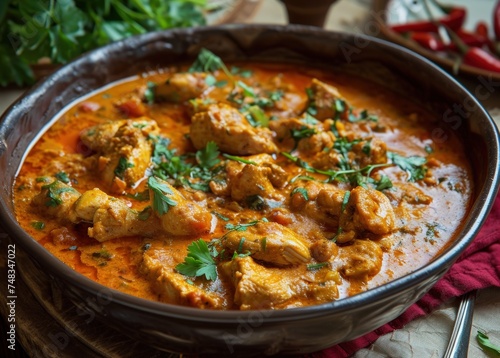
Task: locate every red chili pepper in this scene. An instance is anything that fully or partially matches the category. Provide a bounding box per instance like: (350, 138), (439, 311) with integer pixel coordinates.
(391, 7), (466, 34)
(494, 0), (500, 41)
(446, 25), (500, 73)
(475, 21), (489, 38)
(463, 47), (500, 73)
(409, 32), (445, 51)
(455, 29), (490, 49)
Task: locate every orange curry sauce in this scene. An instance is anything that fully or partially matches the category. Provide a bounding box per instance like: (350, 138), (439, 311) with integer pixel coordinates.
(13, 59), (472, 310)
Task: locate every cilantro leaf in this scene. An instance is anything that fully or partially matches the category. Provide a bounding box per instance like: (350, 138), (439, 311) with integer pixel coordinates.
(176, 239), (218, 281)
(196, 141), (220, 169)
(114, 157), (134, 180)
(148, 176), (177, 216)
(477, 331), (500, 354)
(291, 187), (309, 201)
(388, 152), (427, 182)
(189, 48), (231, 78)
(223, 154), (257, 165)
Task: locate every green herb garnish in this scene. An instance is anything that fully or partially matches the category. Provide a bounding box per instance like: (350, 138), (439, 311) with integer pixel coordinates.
(477, 331), (500, 354)
(31, 221), (45, 230)
(175, 239), (218, 281)
(388, 152), (427, 182)
(148, 176), (177, 216)
(291, 187), (309, 201)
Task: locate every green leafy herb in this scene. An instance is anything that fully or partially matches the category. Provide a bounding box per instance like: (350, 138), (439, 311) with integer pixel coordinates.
(150, 135), (222, 192)
(126, 190), (150, 201)
(307, 262), (328, 271)
(144, 81), (156, 104)
(290, 126), (316, 145)
(424, 144), (434, 154)
(41, 181), (77, 207)
(55, 171), (71, 184)
(374, 175), (393, 191)
(36, 177), (51, 183)
(341, 191), (350, 212)
(231, 66), (253, 78)
(189, 48), (231, 78)
(1, 0), (207, 87)
(175, 239), (218, 281)
(247, 105), (269, 127)
(68, 245), (78, 251)
(141, 243), (151, 251)
(476, 331), (500, 354)
(92, 249), (113, 260)
(260, 237), (267, 252)
(137, 206), (152, 221)
(114, 157), (134, 179)
(225, 220), (263, 233)
(148, 176), (177, 216)
(388, 152), (427, 182)
(212, 211), (230, 221)
(31, 221), (45, 230)
(291, 187), (309, 201)
(196, 141), (220, 168)
(223, 154), (257, 165)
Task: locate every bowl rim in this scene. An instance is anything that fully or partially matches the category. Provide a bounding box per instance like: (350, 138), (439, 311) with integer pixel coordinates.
(1, 23), (499, 322)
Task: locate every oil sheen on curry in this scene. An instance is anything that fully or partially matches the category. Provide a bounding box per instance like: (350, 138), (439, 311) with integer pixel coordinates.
(14, 50), (472, 310)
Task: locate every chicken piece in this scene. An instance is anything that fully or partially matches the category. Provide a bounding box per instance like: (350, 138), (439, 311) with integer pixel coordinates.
(89, 197), (159, 242)
(222, 221), (311, 266)
(154, 73), (208, 103)
(221, 256), (339, 310)
(230, 165), (277, 202)
(307, 78), (349, 121)
(352, 138), (388, 167)
(338, 186), (396, 243)
(269, 117), (335, 154)
(338, 239), (383, 280)
(73, 188), (108, 221)
(190, 104), (277, 155)
(210, 154), (287, 203)
(290, 181), (346, 229)
(310, 239), (338, 262)
(142, 250), (224, 309)
(80, 119), (159, 191)
(31, 180), (81, 223)
(149, 178), (213, 236)
(384, 183), (433, 206)
(80, 121), (124, 152)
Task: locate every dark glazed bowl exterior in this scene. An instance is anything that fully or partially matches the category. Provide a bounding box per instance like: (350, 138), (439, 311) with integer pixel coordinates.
(0, 25), (499, 355)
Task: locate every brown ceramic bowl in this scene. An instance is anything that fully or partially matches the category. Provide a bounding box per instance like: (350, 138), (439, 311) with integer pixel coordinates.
(0, 25), (499, 355)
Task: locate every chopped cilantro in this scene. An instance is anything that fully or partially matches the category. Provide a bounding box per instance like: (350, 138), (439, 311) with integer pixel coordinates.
(175, 239), (218, 281)
(144, 81), (156, 104)
(137, 206), (152, 221)
(31, 221), (45, 230)
(148, 176), (177, 216)
(341, 191), (350, 212)
(114, 157), (134, 180)
(291, 187), (309, 201)
(388, 152), (427, 182)
(55, 172), (70, 184)
(223, 154), (257, 165)
(41, 181), (77, 207)
(196, 141), (220, 169)
(307, 262), (328, 271)
(189, 48), (232, 79)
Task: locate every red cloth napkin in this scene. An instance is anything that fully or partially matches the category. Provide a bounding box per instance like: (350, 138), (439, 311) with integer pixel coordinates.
(313, 193), (500, 358)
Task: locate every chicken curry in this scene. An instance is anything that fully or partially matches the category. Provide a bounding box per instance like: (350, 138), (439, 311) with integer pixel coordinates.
(14, 50), (473, 310)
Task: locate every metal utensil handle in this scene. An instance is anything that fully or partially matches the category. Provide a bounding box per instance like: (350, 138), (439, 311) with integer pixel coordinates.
(443, 290), (477, 358)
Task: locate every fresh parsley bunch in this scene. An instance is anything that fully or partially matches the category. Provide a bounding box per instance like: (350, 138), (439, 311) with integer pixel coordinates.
(0, 0), (206, 87)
